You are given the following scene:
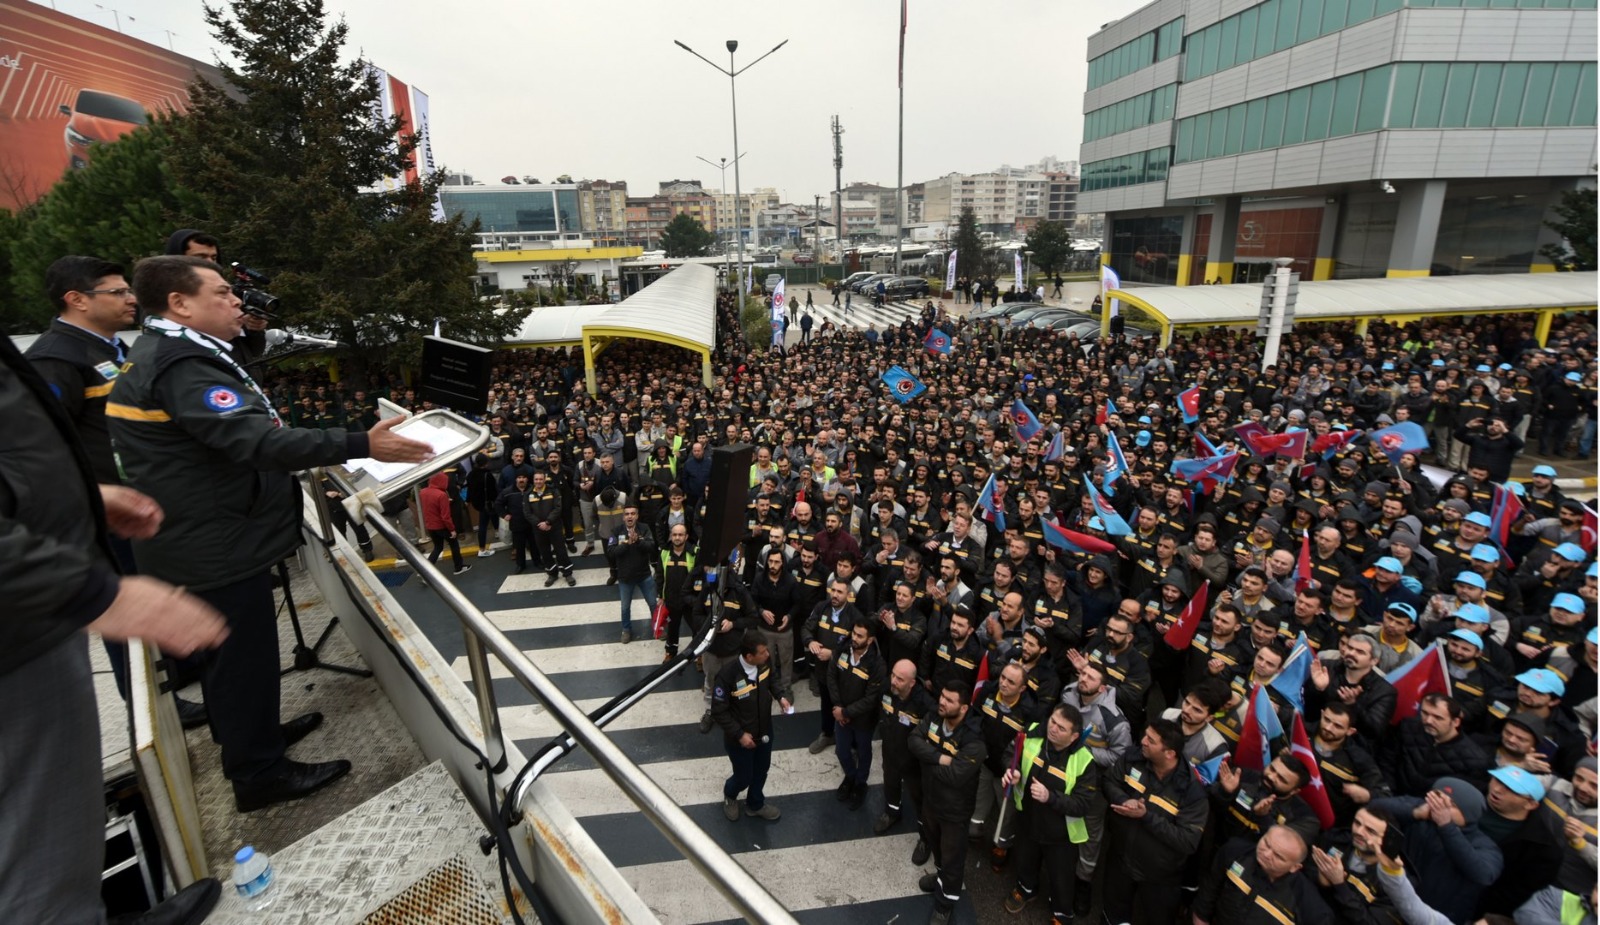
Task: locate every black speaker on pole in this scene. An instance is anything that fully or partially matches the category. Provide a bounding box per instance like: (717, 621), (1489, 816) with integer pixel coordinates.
(700, 443), (753, 565)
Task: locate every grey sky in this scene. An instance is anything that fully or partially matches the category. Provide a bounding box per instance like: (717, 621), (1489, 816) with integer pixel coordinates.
(46, 0), (1149, 201)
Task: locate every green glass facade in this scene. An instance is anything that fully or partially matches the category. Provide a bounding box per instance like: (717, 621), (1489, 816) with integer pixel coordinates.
(1173, 61), (1597, 164)
(1085, 85), (1180, 142)
(437, 187), (582, 234)
(1088, 18), (1185, 89)
(1082, 148), (1173, 191)
(1184, 0), (1598, 83)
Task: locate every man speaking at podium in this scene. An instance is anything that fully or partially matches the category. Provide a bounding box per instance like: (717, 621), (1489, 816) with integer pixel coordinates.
(108, 255), (432, 813)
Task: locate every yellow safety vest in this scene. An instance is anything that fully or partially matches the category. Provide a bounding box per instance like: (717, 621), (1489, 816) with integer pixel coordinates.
(1012, 725), (1092, 843)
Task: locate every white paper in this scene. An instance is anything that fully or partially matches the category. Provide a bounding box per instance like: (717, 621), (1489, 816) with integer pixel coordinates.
(349, 419), (473, 483)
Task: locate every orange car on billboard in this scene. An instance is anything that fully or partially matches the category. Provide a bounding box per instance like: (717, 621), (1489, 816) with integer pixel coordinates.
(59, 89), (149, 169)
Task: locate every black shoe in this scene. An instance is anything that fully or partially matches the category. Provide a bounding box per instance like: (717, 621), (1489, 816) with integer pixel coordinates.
(911, 837), (931, 866)
(565, 573), (577, 587)
(280, 711), (323, 748)
(874, 811), (901, 835)
(1073, 878), (1093, 917)
(847, 780), (867, 811)
(108, 877), (221, 925)
(918, 872), (939, 893)
(544, 573), (558, 587)
(928, 905), (952, 925)
(175, 697), (209, 730)
(513, 565), (524, 574)
(699, 710), (714, 734)
(233, 759), (352, 813)
(836, 777), (854, 801)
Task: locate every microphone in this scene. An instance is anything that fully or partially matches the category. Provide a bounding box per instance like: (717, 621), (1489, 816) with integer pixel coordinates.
(265, 329), (344, 350)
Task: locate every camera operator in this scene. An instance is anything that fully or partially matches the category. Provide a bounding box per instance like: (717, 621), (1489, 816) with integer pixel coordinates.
(166, 229), (269, 363)
(107, 255), (432, 813)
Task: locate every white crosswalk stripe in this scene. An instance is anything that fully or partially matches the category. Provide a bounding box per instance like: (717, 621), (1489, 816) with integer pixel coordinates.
(410, 555), (971, 925)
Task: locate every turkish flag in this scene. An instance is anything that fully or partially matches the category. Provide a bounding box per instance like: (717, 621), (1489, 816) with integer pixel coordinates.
(1290, 712), (1336, 830)
(1163, 581), (1209, 650)
(1387, 644), (1451, 725)
(1294, 532), (1314, 594)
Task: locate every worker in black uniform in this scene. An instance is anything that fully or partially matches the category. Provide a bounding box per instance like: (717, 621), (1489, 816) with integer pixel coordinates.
(1000, 702), (1102, 922)
(1309, 806), (1404, 924)
(1100, 718), (1211, 924)
(827, 618), (887, 810)
(1193, 824), (1334, 925)
(710, 633), (791, 822)
(523, 468), (575, 587)
(907, 680), (988, 925)
(695, 560), (759, 733)
(497, 472), (540, 574)
(1, 321), (229, 925)
(106, 255), (432, 813)
(803, 577), (863, 755)
(874, 657), (936, 839)
(24, 256), (171, 703)
(657, 523), (697, 661)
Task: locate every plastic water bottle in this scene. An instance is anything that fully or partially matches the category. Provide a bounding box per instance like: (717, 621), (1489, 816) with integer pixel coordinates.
(231, 845), (275, 911)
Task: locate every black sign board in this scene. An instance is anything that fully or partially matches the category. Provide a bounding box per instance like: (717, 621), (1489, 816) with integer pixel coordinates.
(420, 335), (492, 416)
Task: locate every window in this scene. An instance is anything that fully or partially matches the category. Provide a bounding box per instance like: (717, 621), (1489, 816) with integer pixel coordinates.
(1322, 0), (1350, 34)
(1298, 0), (1326, 42)
(1413, 63), (1449, 128)
(1521, 62), (1556, 125)
(1088, 18), (1184, 88)
(1356, 65), (1392, 130)
(1467, 63), (1501, 126)
(1277, 0), (1303, 49)
(1209, 107), (1230, 157)
(1263, 94), (1289, 147)
(1201, 25), (1221, 75)
(1305, 80), (1336, 140)
(1243, 97), (1268, 151)
(1575, 62), (1598, 125)
(1219, 17), (1241, 71)
(1441, 63), (1476, 127)
(1328, 72), (1364, 136)
(1283, 86), (1312, 144)
(1346, 0), (1377, 25)
(1389, 62), (1422, 127)
(1175, 117), (1195, 162)
(1256, 0), (1281, 57)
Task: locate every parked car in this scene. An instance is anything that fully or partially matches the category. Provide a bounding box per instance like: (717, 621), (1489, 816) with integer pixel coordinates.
(851, 273), (895, 294)
(970, 301), (1042, 321)
(793, 252), (815, 265)
(880, 276), (930, 300)
(1006, 305), (1073, 325)
(841, 271), (876, 289)
(764, 273), (785, 291)
(59, 89), (147, 169)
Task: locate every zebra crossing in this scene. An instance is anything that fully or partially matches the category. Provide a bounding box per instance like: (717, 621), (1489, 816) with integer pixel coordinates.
(800, 295), (927, 332)
(393, 553), (985, 925)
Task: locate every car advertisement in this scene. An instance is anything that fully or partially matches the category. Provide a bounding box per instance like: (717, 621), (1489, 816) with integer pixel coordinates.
(0, 0), (227, 211)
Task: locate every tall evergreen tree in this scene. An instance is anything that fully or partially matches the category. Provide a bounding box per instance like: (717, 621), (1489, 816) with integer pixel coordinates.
(952, 206), (985, 283)
(659, 213), (715, 257)
(1540, 188), (1597, 271)
(1023, 220), (1073, 277)
(166, 0), (524, 377)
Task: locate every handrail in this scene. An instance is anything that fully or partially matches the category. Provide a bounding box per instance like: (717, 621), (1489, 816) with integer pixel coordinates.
(319, 469), (799, 925)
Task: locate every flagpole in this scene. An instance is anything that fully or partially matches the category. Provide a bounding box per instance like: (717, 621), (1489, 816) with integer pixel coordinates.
(894, 0), (906, 278)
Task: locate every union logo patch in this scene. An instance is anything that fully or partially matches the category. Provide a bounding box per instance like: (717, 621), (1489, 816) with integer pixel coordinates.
(203, 386), (242, 412)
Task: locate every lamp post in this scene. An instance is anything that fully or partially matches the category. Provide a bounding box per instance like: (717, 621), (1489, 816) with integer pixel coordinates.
(675, 37), (788, 297)
(696, 152), (745, 290)
(1024, 249), (1034, 298)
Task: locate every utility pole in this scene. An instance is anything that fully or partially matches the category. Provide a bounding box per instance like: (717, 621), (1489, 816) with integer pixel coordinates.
(832, 115), (844, 276)
(813, 193), (822, 266)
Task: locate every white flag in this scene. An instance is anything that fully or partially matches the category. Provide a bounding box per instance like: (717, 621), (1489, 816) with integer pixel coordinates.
(1101, 264), (1122, 319)
(945, 250), (958, 294)
(770, 278), (786, 346)
(410, 87), (446, 221)
(1014, 253), (1023, 290)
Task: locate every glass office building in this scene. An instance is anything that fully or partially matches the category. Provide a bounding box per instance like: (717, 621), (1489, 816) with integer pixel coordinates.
(437, 185), (582, 236)
(1079, 0), (1596, 284)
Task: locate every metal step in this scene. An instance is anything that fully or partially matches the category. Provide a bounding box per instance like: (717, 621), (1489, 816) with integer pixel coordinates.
(206, 761), (522, 924)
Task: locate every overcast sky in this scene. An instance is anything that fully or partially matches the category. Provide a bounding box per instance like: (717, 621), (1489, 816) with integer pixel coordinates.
(43, 0), (1149, 200)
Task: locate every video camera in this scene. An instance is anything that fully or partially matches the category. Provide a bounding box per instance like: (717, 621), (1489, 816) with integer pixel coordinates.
(230, 262), (280, 319)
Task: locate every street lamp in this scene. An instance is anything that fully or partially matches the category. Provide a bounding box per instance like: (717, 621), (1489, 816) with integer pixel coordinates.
(675, 37), (788, 297)
(696, 152), (745, 290)
(1024, 250), (1034, 296)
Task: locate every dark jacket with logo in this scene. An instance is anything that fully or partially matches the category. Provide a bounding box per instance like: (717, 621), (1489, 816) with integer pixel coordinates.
(107, 331), (368, 590)
(907, 711), (987, 823)
(25, 320), (125, 483)
(826, 642), (887, 729)
(710, 654), (777, 743)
